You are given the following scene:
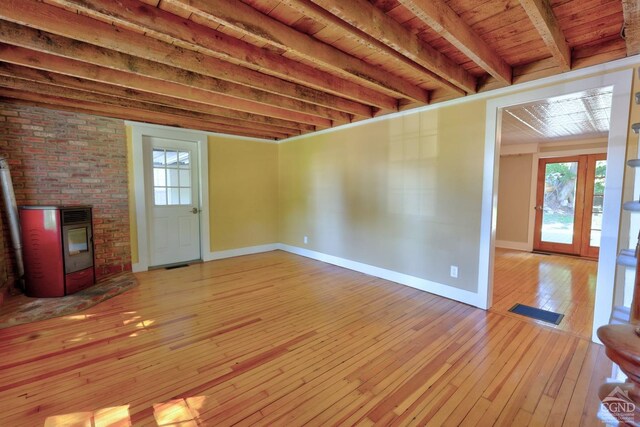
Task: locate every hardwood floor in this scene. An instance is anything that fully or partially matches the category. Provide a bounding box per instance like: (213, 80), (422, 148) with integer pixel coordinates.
(0, 250), (612, 426)
(492, 249), (597, 338)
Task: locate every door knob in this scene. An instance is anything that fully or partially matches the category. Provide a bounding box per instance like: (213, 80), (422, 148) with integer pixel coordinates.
(191, 207), (200, 214)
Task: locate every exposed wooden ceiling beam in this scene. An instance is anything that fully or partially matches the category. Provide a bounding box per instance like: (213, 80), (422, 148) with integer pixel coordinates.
(0, 28), (333, 128)
(163, 0), (433, 102)
(0, 64), (304, 136)
(306, 0), (477, 93)
(3, 96), (281, 140)
(479, 35), (628, 93)
(0, 62), (311, 133)
(280, 0), (465, 96)
(622, 0), (640, 55)
(0, 90), (287, 140)
(0, 75), (298, 138)
(0, 0), (356, 122)
(397, 0), (512, 85)
(519, 0), (571, 71)
(42, 0), (397, 113)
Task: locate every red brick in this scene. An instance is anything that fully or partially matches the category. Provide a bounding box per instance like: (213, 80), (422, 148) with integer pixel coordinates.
(7, 117), (31, 124)
(21, 125), (43, 131)
(22, 147), (46, 154)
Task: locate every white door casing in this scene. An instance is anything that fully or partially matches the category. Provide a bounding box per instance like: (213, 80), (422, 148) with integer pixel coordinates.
(128, 123), (210, 272)
(144, 137), (201, 266)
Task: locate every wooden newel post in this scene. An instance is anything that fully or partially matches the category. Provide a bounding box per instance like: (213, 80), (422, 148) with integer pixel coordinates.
(632, 231), (640, 324)
(597, 324), (640, 426)
(597, 231), (640, 425)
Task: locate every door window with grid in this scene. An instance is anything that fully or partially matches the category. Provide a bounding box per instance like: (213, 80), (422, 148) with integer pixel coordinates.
(152, 149), (192, 206)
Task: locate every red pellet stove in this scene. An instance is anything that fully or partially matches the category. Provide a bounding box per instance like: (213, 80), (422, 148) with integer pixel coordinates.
(19, 206), (95, 297)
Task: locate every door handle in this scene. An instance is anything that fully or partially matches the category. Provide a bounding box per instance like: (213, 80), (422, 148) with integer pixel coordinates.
(191, 207), (200, 214)
(534, 206), (543, 210)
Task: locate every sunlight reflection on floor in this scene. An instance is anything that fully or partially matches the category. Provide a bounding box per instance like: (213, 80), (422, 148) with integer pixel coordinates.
(43, 397), (206, 426)
(94, 405), (132, 427)
(153, 399), (195, 425)
(63, 315), (93, 321)
(44, 411), (93, 427)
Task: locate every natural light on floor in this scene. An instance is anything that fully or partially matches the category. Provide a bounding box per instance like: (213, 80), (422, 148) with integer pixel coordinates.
(43, 396), (207, 426)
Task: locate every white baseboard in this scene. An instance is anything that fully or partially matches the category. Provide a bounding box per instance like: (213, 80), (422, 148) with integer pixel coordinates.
(277, 244), (485, 308)
(132, 243), (279, 272)
(137, 242), (485, 308)
(204, 243), (280, 261)
(132, 263), (146, 273)
(495, 240), (531, 252)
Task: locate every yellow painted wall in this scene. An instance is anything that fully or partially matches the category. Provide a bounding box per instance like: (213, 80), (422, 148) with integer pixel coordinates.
(208, 136), (279, 251)
(496, 154), (533, 244)
(126, 126), (138, 264)
(279, 101), (485, 292)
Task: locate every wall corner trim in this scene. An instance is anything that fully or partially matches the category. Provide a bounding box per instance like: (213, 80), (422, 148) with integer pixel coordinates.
(277, 244), (486, 309)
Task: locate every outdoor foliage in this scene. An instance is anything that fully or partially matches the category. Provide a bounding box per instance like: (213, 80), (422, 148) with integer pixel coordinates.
(544, 162), (577, 213)
(594, 161), (606, 195)
(543, 161), (606, 217)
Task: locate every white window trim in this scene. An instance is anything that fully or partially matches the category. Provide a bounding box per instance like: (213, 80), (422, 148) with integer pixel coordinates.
(127, 122), (210, 272)
(480, 69), (634, 343)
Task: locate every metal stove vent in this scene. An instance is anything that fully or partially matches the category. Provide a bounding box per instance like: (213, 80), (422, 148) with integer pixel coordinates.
(62, 209), (90, 224)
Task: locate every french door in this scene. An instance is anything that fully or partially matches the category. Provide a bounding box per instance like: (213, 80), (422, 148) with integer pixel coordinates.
(533, 154), (606, 258)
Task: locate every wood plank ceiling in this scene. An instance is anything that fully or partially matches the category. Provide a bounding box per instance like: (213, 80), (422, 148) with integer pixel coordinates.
(0, 0), (635, 140)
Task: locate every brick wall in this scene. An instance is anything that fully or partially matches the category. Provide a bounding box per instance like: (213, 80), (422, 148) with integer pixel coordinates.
(0, 102), (131, 288)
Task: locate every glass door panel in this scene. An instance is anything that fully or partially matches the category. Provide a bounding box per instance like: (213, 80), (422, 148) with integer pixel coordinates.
(580, 155), (606, 258)
(589, 160), (606, 247)
(540, 161), (578, 245)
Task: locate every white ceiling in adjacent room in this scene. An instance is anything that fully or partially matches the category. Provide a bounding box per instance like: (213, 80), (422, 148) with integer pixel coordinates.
(500, 87), (612, 145)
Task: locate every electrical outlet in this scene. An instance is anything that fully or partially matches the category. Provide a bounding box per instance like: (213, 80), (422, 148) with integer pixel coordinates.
(450, 265), (458, 278)
(304, 236), (308, 244)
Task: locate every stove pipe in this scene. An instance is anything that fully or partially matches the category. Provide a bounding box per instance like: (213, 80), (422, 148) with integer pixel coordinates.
(0, 157), (24, 287)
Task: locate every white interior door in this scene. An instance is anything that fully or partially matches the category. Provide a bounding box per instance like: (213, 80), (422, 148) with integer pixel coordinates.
(143, 136), (201, 266)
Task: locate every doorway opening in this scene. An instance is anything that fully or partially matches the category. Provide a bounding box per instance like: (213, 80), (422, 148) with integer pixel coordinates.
(492, 87), (612, 338)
